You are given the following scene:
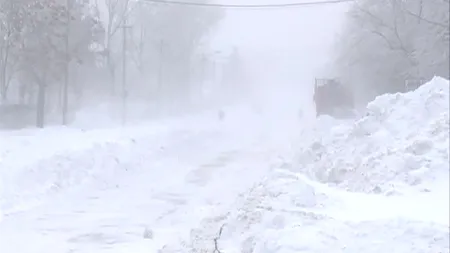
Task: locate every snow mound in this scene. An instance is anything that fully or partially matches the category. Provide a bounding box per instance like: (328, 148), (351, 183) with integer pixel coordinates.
(0, 122), (185, 216)
(0, 110), (234, 218)
(169, 169), (449, 252)
(137, 79), (449, 252)
(300, 76), (449, 195)
(1, 138), (137, 214)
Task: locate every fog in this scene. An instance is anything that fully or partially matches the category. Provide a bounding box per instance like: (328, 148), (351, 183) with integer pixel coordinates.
(4, 0), (447, 129)
(0, 0), (353, 129)
(1, 2), (448, 251)
(209, 2), (349, 121)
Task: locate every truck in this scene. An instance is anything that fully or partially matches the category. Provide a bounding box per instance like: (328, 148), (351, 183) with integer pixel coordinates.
(313, 78), (355, 118)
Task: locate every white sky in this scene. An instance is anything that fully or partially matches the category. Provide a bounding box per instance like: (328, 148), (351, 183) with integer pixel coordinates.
(94, 0), (350, 80)
(93, 0), (350, 112)
(208, 1), (350, 110)
(210, 1), (350, 73)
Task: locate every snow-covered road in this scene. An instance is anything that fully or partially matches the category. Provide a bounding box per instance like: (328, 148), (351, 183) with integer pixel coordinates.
(0, 109), (303, 252)
(0, 77), (449, 253)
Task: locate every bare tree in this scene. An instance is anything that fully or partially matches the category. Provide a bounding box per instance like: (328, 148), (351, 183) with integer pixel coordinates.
(331, 0), (449, 103)
(0, 0), (28, 102)
(94, 0), (133, 95)
(17, 0), (101, 127)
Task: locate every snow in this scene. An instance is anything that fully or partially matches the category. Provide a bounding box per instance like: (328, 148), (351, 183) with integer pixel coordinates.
(0, 120), (174, 215)
(0, 77), (449, 252)
(300, 76), (449, 195)
(198, 170), (449, 253)
(164, 77), (449, 252)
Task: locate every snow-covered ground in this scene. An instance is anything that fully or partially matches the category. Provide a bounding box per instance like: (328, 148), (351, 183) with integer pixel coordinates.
(0, 105), (303, 252)
(0, 77), (448, 252)
(300, 76), (449, 196)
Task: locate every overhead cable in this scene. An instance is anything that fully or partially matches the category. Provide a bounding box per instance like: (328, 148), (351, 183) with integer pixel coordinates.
(137, 0), (355, 9)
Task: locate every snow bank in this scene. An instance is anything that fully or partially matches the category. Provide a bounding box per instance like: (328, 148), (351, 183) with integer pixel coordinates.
(237, 170), (449, 253)
(0, 110), (223, 217)
(172, 77), (449, 252)
(173, 168), (449, 252)
(0, 125), (161, 215)
(300, 76), (449, 195)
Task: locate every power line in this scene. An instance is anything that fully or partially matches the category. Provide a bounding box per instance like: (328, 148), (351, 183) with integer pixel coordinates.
(136, 0), (354, 9)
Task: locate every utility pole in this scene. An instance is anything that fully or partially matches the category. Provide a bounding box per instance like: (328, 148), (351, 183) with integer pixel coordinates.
(120, 22), (132, 126)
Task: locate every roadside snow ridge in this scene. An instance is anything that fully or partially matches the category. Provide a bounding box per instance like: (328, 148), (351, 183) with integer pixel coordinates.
(302, 76), (449, 195)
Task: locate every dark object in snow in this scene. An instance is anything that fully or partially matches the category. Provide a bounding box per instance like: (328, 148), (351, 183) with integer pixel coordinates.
(313, 78), (354, 118)
(143, 227), (153, 239)
(218, 109), (225, 121)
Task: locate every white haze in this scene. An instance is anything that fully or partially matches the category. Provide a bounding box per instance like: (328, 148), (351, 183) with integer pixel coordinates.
(1, 2), (448, 252)
(76, 1), (350, 128)
(0, 0), (351, 129)
(208, 2), (350, 122)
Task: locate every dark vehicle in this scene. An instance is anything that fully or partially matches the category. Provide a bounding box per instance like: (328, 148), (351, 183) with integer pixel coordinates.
(313, 78), (354, 118)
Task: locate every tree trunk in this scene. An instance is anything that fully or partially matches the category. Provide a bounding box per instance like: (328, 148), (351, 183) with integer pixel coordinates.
(1, 31), (11, 104)
(36, 83), (46, 128)
(108, 55), (116, 95)
(62, 0), (71, 125)
(1, 55), (9, 103)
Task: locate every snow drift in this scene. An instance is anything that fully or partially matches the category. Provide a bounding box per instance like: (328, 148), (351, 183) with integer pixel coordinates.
(173, 77), (449, 252)
(301, 76), (449, 195)
(0, 111), (221, 217)
(0, 77), (448, 252)
(0, 125), (164, 215)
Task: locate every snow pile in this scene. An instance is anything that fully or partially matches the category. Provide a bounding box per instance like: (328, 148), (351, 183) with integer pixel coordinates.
(300, 76), (449, 195)
(0, 110), (223, 216)
(169, 77), (449, 252)
(171, 168), (449, 252)
(0, 125), (163, 215)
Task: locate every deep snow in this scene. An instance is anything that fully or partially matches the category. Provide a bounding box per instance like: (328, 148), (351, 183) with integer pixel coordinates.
(0, 77), (448, 252)
(301, 76), (449, 196)
(160, 77), (449, 252)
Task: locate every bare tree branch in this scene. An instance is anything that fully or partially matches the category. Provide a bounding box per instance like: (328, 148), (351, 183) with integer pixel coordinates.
(403, 7), (449, 28)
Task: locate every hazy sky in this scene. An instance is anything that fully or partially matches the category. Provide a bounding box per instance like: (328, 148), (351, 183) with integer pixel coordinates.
(95, 0), (349, 84)
(94, 0), (350, 115)
(211, 1), (350, 75)
(209, 1), (350, 114)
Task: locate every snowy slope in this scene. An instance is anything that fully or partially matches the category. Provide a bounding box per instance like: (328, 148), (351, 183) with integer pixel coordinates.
(301, 76), (449, 195)
(169, 77), (449, 252)
(0, 110), (227, 216)
(0, 105), (304, 252)
(0, 77), (448, 253)
(176, 169), (448, 253)
(0, 126), (158, 215)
